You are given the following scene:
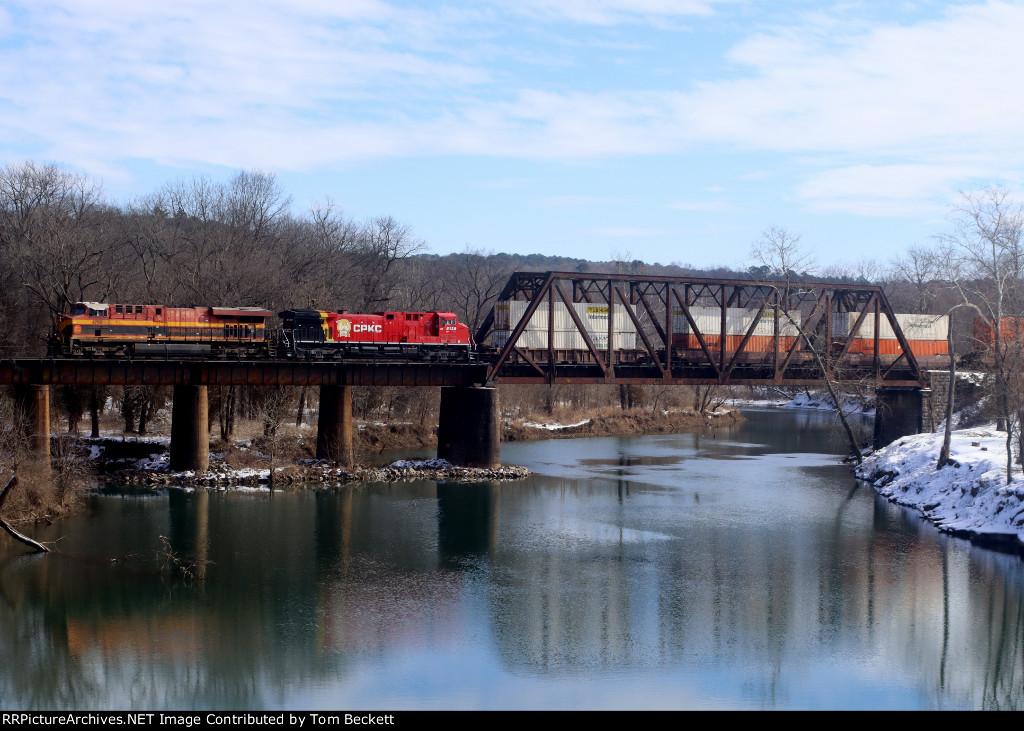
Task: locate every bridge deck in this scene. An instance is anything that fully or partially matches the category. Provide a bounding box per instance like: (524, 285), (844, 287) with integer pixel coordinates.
(0, 358), (922, 388)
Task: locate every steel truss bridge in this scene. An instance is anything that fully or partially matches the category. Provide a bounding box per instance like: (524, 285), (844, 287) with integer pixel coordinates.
(475, 271), (926, 388)
(1, 272), (927, 389)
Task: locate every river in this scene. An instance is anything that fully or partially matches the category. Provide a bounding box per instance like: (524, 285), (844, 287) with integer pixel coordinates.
(2, 408), (1024, 710)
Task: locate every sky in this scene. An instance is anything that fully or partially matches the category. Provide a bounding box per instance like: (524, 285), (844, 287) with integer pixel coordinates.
(2, 0), (1023, 271)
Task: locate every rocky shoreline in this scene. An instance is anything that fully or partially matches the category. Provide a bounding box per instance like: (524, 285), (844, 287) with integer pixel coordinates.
(86, 407), (738, 490)
(854, 426), (1024, 556)
(109, 458), (530, 488)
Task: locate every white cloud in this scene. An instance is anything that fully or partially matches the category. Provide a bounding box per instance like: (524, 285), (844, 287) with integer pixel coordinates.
(795, 164), (986, 216)
(509, 0), (730, 25)
(684, 1), (1024, 156)
(3, 0), (1024, 221)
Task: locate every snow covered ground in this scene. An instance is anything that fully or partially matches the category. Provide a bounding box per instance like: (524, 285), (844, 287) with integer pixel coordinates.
(857, 424), (1024, 552)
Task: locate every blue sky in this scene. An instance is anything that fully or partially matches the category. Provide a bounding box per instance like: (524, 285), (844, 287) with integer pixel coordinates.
(2, 0), (1022, 271)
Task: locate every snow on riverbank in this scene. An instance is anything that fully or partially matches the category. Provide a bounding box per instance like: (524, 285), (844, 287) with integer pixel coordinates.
(784, 391), (875, 415)
(520, 418), (592, 430)
(856, 425), (1024, 553)
(725, 389), (874, 414)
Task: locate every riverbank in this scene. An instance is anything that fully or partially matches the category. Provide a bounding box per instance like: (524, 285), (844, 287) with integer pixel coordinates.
(71, 406), (738, 489)
(357, 405), (740, 451)
(856, 425), (1024, 554)
(503, 406), (739, 442)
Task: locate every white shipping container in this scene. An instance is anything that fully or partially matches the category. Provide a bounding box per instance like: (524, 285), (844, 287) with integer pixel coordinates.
(672, 307), (801, 337)
(494, 329), (635, 350)
(493, 330), (548, 349)
(496, 300), (637, 338)
(833, 312), (948, 341)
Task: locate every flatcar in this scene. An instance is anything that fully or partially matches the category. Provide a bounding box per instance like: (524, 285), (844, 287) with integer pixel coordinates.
(51, 302), (273, 357)
(278, 309), (474, 361)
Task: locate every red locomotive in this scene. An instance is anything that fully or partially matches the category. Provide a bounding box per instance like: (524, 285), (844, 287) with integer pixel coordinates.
(278, 309), (474, 361)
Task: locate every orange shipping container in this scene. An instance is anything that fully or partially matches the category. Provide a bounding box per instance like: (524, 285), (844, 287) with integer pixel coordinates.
(672, 334), (800, 352)
(846, 338), (948, 356)
(974, 317), (1024, 346)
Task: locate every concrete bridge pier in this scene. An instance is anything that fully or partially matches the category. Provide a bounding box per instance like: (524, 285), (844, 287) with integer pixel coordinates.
(873, 387), (924, 449)
(317, 384), (353, 467)
(11, 384), (50, 470)
(170, 385), (209, 471)
(437, 386), (500, 468)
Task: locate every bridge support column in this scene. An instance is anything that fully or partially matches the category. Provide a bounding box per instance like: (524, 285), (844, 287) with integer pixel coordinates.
(11, 384), (50, 471)
(874, 387), (924, 449)
(437, 386), (500, 468)
(317, 385), (353, 467)
(170, 385), (209, 472)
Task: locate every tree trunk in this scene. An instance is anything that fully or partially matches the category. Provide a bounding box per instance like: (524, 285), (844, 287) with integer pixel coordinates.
(226, 387), (235, 439)
(296, 386), (307, 427)
(1006, 425), (1015, 484)
(89, 387), (102, 438)
(938, 328), (955, 469)
(1017, 410), (1024, 467)
(137, 399), (149, 436)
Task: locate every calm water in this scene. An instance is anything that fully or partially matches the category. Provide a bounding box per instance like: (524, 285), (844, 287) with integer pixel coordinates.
(3, 408), (1024, 710)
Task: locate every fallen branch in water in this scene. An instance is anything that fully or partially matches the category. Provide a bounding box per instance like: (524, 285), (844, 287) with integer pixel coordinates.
(0, 476), (49, 553)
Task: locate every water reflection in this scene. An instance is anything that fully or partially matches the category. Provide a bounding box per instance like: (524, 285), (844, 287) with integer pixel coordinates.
(1, 409), (1024, 709)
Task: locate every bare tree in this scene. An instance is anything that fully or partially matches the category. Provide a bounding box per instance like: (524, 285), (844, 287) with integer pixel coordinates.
(354, 216), (426, 310)
(890, 244), (944, 314)
(287, 199), (362, 308)
(691, 385), (726, 416)
(442, 247), (515, 333)
(934, 185), (1024, 483)
(0, 163), (116, 354)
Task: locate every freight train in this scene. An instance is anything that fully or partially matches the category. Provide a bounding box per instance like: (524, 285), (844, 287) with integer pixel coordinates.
(51, 302), (474, 361)
(50, 298), (954, 369)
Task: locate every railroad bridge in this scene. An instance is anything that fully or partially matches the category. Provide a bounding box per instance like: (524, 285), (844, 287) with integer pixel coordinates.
(1, 272), (936, 470)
